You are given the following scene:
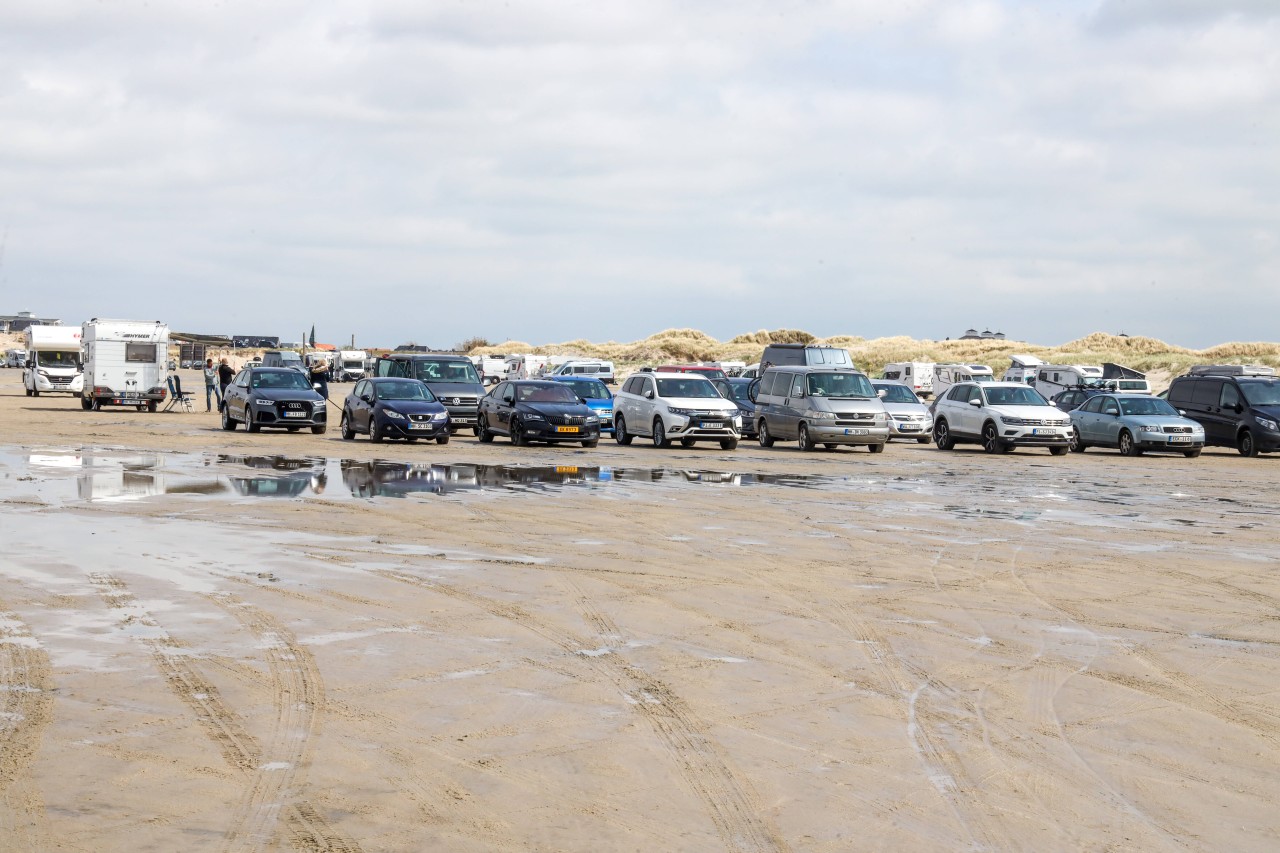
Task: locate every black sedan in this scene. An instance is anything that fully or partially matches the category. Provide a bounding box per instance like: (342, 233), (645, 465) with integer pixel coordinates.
(221, 367), (327, 434)
(341, 377), (450, 443)
(477, 380), (601, 447)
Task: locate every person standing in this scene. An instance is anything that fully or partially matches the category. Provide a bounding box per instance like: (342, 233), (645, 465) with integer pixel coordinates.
(311, 357), (330, 400)
(217, 358), (234, 411)
(203, 358), (219, 411)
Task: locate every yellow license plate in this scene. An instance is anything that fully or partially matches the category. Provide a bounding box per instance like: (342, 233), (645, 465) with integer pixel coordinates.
(556, 426), (579, 433)
(555, 466), (579, 473)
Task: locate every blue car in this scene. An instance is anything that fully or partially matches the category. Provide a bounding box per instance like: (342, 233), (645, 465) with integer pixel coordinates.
(543, 375), (614, 434)
(1069, 393), (1204, 457)
(723, 377), (758, 438)
(340, 377), (451, 443)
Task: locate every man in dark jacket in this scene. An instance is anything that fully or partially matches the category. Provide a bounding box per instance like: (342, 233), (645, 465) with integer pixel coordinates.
(216, 358), (235, 411)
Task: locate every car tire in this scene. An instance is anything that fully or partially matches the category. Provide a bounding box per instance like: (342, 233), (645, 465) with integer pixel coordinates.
(25, 388), (32, 397)
(311, 424), (326, 435)
(245, 407), (260, 433)
(916, 436), (931, 444)
(341, 413), (354, 440)
(31, 388), (39, 397)
(1118, 430), (1141, 456)
(614, 416), (632, 445)
(148, 400), (158, 413)
(477, 421), (493, 443)
(1183, 448), (1201, 458)
(221, 405), (236, 431)
(472, 426), (480, 437)
(81, 397), (93, 410)
(757, 420), (774, 448)
(720, 437), (738, 450)
(437, 433), (450, 445)
(680, 438), (696, 448)
(652, 418), (669, 448)
(370, 420), (384, 443)
(582, 440), (598, 448)
(867, 442), (885, 453)
(1238, 429), (1258, 457)
(1049, 446), (1069, 456)
(511, 419), (526, 446)
(981, 422), (1005, 454)
(798, 424), (818, 451)
(824, 443), (838, 450)
(934, 419), (954, 450)
(1069, 431), (1086, 452)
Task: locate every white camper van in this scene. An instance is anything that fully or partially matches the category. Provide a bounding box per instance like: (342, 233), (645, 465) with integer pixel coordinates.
(1033, 364), (1109, 399)
(504, 354), (549, 380)
(473, 354), (507, 385)
(23, 326), (83, 397)
(881, 362), (935, 398)
(932, 363), (995, 399)
(334, 350), (368, 382)
(5, 348), (27, 368)
(1001, 354), (1043, 385)
(80, 319), (171, 411)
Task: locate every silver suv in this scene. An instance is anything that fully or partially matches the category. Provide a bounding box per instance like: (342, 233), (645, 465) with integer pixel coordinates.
(613, 371), (741, 449)
(932, 381), (1072, 454)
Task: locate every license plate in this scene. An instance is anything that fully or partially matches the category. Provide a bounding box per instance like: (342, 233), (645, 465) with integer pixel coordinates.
(700, 421), (723, 429)
(556, 426), (579, 433)
(844, 428), (869, 435)
(1169, 435), (1191, 443)
(410, 423), (432, 430)
(1032, 428), (1055, 435)
(455, 417), (475, 424)
(899, 424), (920, 432)
(556, 466), (579, 473)
(284, 411), (307, 418)
(122, 393), (140, 400)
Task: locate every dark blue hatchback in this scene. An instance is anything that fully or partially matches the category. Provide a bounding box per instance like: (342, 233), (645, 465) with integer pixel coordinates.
(341, 377), (451, 443)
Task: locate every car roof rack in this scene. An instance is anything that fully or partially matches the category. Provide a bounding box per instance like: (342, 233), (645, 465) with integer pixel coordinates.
(1187, 364), (1276, 377)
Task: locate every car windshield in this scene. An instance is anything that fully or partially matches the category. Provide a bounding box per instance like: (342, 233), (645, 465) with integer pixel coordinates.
(563, 379), (610, 400)
(1117, 380), (1147, 390)
(250, 371), (311, 390)
(517, 384), (578, 403)
(413, 360), (481, 384)
(36, 350), (79, 368)
(375, 381), (434, 401)
(983, 386), (1049, 406)
(874, 384), (919, 404)
(1240, 380), (1280, 406)
(807, 373), (874, 398)
(728, 382), (753, 402)
(656, 377), (720, 398)
(1118, 397), (1178, 417)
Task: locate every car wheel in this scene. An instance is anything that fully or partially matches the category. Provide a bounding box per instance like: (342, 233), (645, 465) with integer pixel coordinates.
(916, 435), (931, 444)
(472, 426), (480, 437)
(757, 420), (774, 448)
(614, 415), (633, 445)
(582, 439), (598, 448)
(1183, 448), (1201, 458)
(1238, 429), (1258, 457)
(31, 388), (39, 397)
(437, 433), (450, 444)
(221, 405), (236, 431)
(81, 397), (93, 410)
(981, 421), (1005, 454)
(370, 420), (384, 443)
(311, 424), (326, 435)
(1049, 446), (1069, 456)
(1118, 430), (1141, 456)
(147, 400), (158, 413)
(246, 408), (260, 433)
(477, 421), (493, 443)
(341, 413), (354, 440)
(25, 388), (32, 397)
(652, 417), (669, 448)
(680, 437), (696, 448)
(511, 419), (526, 446)
(867, 442), (885, 453)
(720, 437), (738, 450)
(1069, 431), (1086, 453)
(798, 423), (816, 452)
(934, 419), (954, 450)
(824, 443), (838, 450)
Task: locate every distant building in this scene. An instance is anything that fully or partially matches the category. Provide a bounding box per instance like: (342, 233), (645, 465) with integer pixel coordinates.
(0, 312), (61, 333)
(959, 328), (1007, 341)
(232, 335), (280, 348)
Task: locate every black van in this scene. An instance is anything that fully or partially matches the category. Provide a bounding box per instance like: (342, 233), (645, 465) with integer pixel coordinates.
(1166, 366), (1280, 456)
(375, 354), (485, 434)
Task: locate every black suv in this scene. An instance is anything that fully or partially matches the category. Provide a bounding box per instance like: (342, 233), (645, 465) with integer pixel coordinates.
(374, 353), (485, 434)
(1167, 367), (1280, 456)
(221, 367), (327, 434)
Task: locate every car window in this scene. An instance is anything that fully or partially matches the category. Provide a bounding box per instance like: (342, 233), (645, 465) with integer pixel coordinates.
(518, 384), (577, 403)
(874, 384), (918, 404)
(377, 380), (433, 401)
(1102, 398), (1120, 415)
(1079, 396), (1102, 413)
(1191, 379), (1221, 406)
(1239, 380), (1280, 406)
(1119, 397), (1177, 417)
(1167, 378), (1194, 404)
(1220, 383), (1240, 409)
(947, 385), (968, 401)
(789, 374), (804, 397)
(655, 377), (719, 399)
(354, 380), (367, 397)
(967, 385), (983, 404)
(984, 386), (1048, 406)
(234, 371), (249, 386)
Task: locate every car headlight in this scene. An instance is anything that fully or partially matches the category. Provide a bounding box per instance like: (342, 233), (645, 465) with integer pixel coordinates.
(585, 415), (598, 423)
(523, 413), (545, 421)
(666, 407), (694, 416)
(809, 411), (837, 420)
(383, 410), (406, 420)
(37, 369), (50, 377)
(1138, 424), (1162, 433)
(253, 398), (272, 405)
(432, 411), (448, 420)
(1257, 416), (1278, 432)
(1000, 416), (1027, 426)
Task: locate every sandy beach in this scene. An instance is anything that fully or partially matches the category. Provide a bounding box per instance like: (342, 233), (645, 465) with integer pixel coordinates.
(1, 366), (1277, 851)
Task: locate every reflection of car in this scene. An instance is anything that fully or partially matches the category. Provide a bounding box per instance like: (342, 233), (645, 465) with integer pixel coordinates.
(932, 381), (1072, 454)
(613, 372), (741, 450)
(1069, 393), (1204, 457)
(477, 380), (601, 446)
(872, 381), (933, 443)
(725, 378), (758, 438)
(543, 375), (614, 434)
(1049, 387), (1111, 413)
(220, 367), (327, 434)
(218, 454), (328, 496)
(340, 377), (450, 444)
(341, 460), (449, 497)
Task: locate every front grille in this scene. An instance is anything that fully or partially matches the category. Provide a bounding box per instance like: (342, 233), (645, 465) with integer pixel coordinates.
(836, 412), (875, 423)
(48, 376), (73, 386)
(443, 396), (478, 407)
(1163, 425), (1192, 434)
(409, 413), (435, 423)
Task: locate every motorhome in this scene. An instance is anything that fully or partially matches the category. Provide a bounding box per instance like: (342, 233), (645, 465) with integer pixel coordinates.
(1101, 362), (1151, 394)
(1001, 354), (1043, 385)
(881, 362), (935, 398)
(334, 350), (368, 382)
(472, 354), (507, 385)
(932, 363), (995, 399)
(23, 325), (83, 397)
(548, 359), (616, 384)
(5, 348), (27, 368)
(80, 319), (171, 411)
(1034, 364), (1109, 399)
(504, 354), (550, 380)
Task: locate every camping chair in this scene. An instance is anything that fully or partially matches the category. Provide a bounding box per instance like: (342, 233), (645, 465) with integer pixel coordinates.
(164, 375), (194, 412)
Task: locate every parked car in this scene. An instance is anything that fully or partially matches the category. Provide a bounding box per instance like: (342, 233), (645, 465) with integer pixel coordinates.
(478, 380), (601, 446)
(1049, 386), (1113, 413)
(725, 377), (758, 438)
(871, 381), (933, 443)
(340, 377), (450, 444)
(374, 353), (486, 434)
(1166, 366), (1280, 456)
(543, 375), (614, 434)
(547, 360), (616, 384)
(753, 366), (888, 452)
(656, 364), (729, 381)
(1069, 393), (1203, 457)
(260, 350), (306, 373)
(613, 372), (740, 449)
(220, 367), (327, 434)
(932, 381), (1071, 454)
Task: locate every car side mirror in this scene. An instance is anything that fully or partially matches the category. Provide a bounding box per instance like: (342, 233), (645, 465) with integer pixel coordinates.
(360, 394), (373, 404)
(877, 389), (887, 398)
(968, 399), (982, 407)
(25, 359), (33, 368)
(1178, 409), (1187, 416)
(1234, 404), (1244, 414)
(644, 390), (654, 400)
(503, 395), (514, 405)
(313, 383), (323, 391)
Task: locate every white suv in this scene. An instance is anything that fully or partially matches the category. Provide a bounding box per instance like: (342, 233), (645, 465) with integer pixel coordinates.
(932, 381), (1073, 455)
(614, 371), (741, 449)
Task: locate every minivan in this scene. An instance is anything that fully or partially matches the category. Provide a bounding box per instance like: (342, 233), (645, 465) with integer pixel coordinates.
(375, 353), (486, 434)
(750, 366), (889, 452)
(760, 344), (855, 371)
(261, 350), (306, 373)
(1166, 366), (1280, 456)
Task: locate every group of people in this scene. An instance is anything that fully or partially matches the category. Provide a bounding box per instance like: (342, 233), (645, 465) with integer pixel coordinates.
(199, 355), (333, 411)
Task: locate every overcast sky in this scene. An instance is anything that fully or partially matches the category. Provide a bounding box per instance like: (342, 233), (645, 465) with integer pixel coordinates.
(1, 0), (1276, 350)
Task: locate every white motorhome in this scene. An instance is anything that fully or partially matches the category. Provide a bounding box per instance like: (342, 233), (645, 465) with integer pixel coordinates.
(1001, 354), (1043, 385)
(881, 362), (935, 398)
(80, 319), (170, 411)
(932, 363), (996, 399)
(472, 354), (507, 385)
(1033, 364), (1109, 399)
(23, 326), (83, 397)
(5, 348), (27, 368)
(504, 354), (549, 380)
(334, 350), (368, 382)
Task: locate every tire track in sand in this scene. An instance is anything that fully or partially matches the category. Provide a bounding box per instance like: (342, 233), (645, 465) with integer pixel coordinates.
(88, 574), (360, 852)
(0, 606), (54, 851)
(376, 569), (786, 853)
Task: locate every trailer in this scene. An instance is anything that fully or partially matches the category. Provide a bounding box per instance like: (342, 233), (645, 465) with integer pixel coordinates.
(881, 361), (936, 398)
(23, 326), (83, 397)
(80, 319), (171, 412)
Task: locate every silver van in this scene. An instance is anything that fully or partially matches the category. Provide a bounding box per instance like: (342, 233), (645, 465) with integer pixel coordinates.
(751, 366), (889, 452)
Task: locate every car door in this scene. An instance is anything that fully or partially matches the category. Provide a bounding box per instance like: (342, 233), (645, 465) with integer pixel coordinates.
(350, 380), (372, 431)
(635, 376), (657, 435)
(1216, 382), (1243, 445)
(1074, 395), (1103, 442)
(1096, 396), (1123, 445)
(483, 383), (505, 433)
(496, 383), (517, 433)
(781, 372), (805, 439)
(1191, 378), (1226, 445)
(230, 370), (251, 420)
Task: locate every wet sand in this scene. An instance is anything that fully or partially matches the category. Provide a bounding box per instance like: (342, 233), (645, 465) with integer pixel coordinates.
(1, 368), (1278, 852)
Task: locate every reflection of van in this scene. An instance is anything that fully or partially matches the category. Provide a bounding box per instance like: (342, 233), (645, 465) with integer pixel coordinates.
(881, 362), (935, 398)
(751, 366), (888, 452)
(760, 344), (855, 371)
